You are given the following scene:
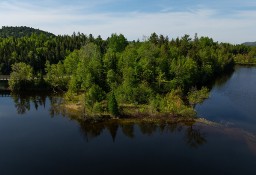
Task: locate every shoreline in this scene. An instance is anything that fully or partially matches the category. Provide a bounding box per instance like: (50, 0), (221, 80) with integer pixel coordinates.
(57, 100), (220, 127)
(235, 62), (256, 66)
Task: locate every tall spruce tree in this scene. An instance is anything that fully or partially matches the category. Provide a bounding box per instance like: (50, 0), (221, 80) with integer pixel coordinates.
(108, 92), (119, 116)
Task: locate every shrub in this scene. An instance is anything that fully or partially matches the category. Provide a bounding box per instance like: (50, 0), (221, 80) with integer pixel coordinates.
(9, 62), (34, 91)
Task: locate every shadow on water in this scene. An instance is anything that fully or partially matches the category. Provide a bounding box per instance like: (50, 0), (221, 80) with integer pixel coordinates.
(214, 68), (235, 88)
(207, 67), (235, 89)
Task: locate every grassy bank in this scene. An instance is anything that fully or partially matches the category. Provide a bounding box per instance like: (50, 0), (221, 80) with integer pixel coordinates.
(62, 93), (193, 117)
(53, 98), (220, 129)
(48, 91), (221, 129)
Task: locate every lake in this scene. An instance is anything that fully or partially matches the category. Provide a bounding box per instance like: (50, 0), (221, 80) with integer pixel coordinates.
(1, 66), (256, 175)
(196, 66), (256, 133)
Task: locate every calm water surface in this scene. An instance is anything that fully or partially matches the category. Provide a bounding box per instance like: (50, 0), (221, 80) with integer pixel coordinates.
(196, 66), (256, 133)
(1, 66), (256, 175)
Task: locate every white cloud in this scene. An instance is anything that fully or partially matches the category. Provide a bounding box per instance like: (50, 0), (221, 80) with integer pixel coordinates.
(0, 1), (256, 44)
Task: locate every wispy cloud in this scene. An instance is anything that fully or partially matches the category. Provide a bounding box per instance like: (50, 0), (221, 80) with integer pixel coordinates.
(0, 0), (255, 43)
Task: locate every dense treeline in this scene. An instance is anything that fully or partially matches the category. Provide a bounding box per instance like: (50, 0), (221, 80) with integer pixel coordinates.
(6, 31), (256, 117)
(45, 33), (238, 116)
(233, 44), (256, 64)
(2, 28), (255, 76)
(0, 26), (54, 38)
(0, 28), (104, 74)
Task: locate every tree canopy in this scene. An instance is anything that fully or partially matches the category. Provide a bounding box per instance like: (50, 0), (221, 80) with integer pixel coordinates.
(4, 29), (256, 116)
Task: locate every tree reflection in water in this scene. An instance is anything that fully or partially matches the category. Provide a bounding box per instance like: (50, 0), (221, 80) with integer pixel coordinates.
(10, 93), (47, 114)
(121, 123), (134, 138)
(185, 125), (207, 148)
(78, 119), (207, 148)
(9, 93), (207, 148)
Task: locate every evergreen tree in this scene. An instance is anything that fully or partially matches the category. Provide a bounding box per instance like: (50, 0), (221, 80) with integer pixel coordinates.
(108, 92), (119, 116)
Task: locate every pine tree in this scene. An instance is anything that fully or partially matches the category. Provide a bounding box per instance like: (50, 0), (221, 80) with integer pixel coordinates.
(108, 92), (119, 116)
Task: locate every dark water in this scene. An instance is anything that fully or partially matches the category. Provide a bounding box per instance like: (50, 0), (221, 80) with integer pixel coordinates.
(1, 67), (256, 175)
(196, 66), (256, 133)
(0, 80), (8, 88)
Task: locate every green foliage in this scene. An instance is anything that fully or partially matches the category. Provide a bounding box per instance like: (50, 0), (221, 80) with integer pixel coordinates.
(5, 30), (252, 117)
(93, 101), (104, 114)
(106, 69), (118, 90)
(170, 58), (199, 90)
(158, 89), (196, 117)
(160, 89), (184, 115)
(9, 62), (34, 91)
(58, 33), (247, 116)
(107, 33), (128, 53)
(103, 49), (118, 71)
(179, 107), (196, 118)
(68, 75), (80, 93)
(64, 50), (80, 75)
(135, 82), (153, 104)
(72, 43), (105, 91)
(84, 84), (106, 111)
(233, 47), (256, 65)
(0, 30), (90, 75)
(188, 87), (210, 107)
(0, 26), (55, 38)
(108, 92), (119, 116)
(45, 61), (69, 91)
(149, 95), (163, 113)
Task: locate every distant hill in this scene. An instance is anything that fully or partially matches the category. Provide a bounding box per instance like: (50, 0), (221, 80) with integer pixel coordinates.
(0, 26), (55, 38)
(242, 42), (256, 47)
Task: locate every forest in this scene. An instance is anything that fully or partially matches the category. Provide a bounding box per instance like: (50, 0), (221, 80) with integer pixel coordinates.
(0, 26), (54, 38)
(1, 27), (256, 117)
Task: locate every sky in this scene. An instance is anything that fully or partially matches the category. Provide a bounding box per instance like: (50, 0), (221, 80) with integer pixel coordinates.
(0, 0), (256, 44)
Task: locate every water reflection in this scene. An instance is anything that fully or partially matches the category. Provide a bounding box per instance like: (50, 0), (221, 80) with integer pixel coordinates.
(185, 125), (207, 148)
(214, 68), (234, 88)
(4, 92), (256, 158)
(78, 119), (207, 148)
(196, 66), (256, 133)
(5, 91), (256, 151)
(4, 93), (208, 148)
(10, 93), (47, 114)
(0, 80), (9, 90)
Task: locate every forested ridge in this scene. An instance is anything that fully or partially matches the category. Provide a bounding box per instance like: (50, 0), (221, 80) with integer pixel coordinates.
(243, 42), (256, 47)
(2, 27), (256, 117)
(0, 26), (54, 38)
(0, 28), (96, 74)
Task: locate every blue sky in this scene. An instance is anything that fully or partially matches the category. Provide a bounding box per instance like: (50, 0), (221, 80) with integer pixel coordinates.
(0, 0), (256, 43)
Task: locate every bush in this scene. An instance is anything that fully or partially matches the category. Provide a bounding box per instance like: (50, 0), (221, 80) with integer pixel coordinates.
(9, 62), (34, 91)
(149, 95), (162, 113)
(161, 89), (184, 115)
(179, 107), (196, 117)
(188, 87), (209, 107)
(93, 102), (104, 114)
